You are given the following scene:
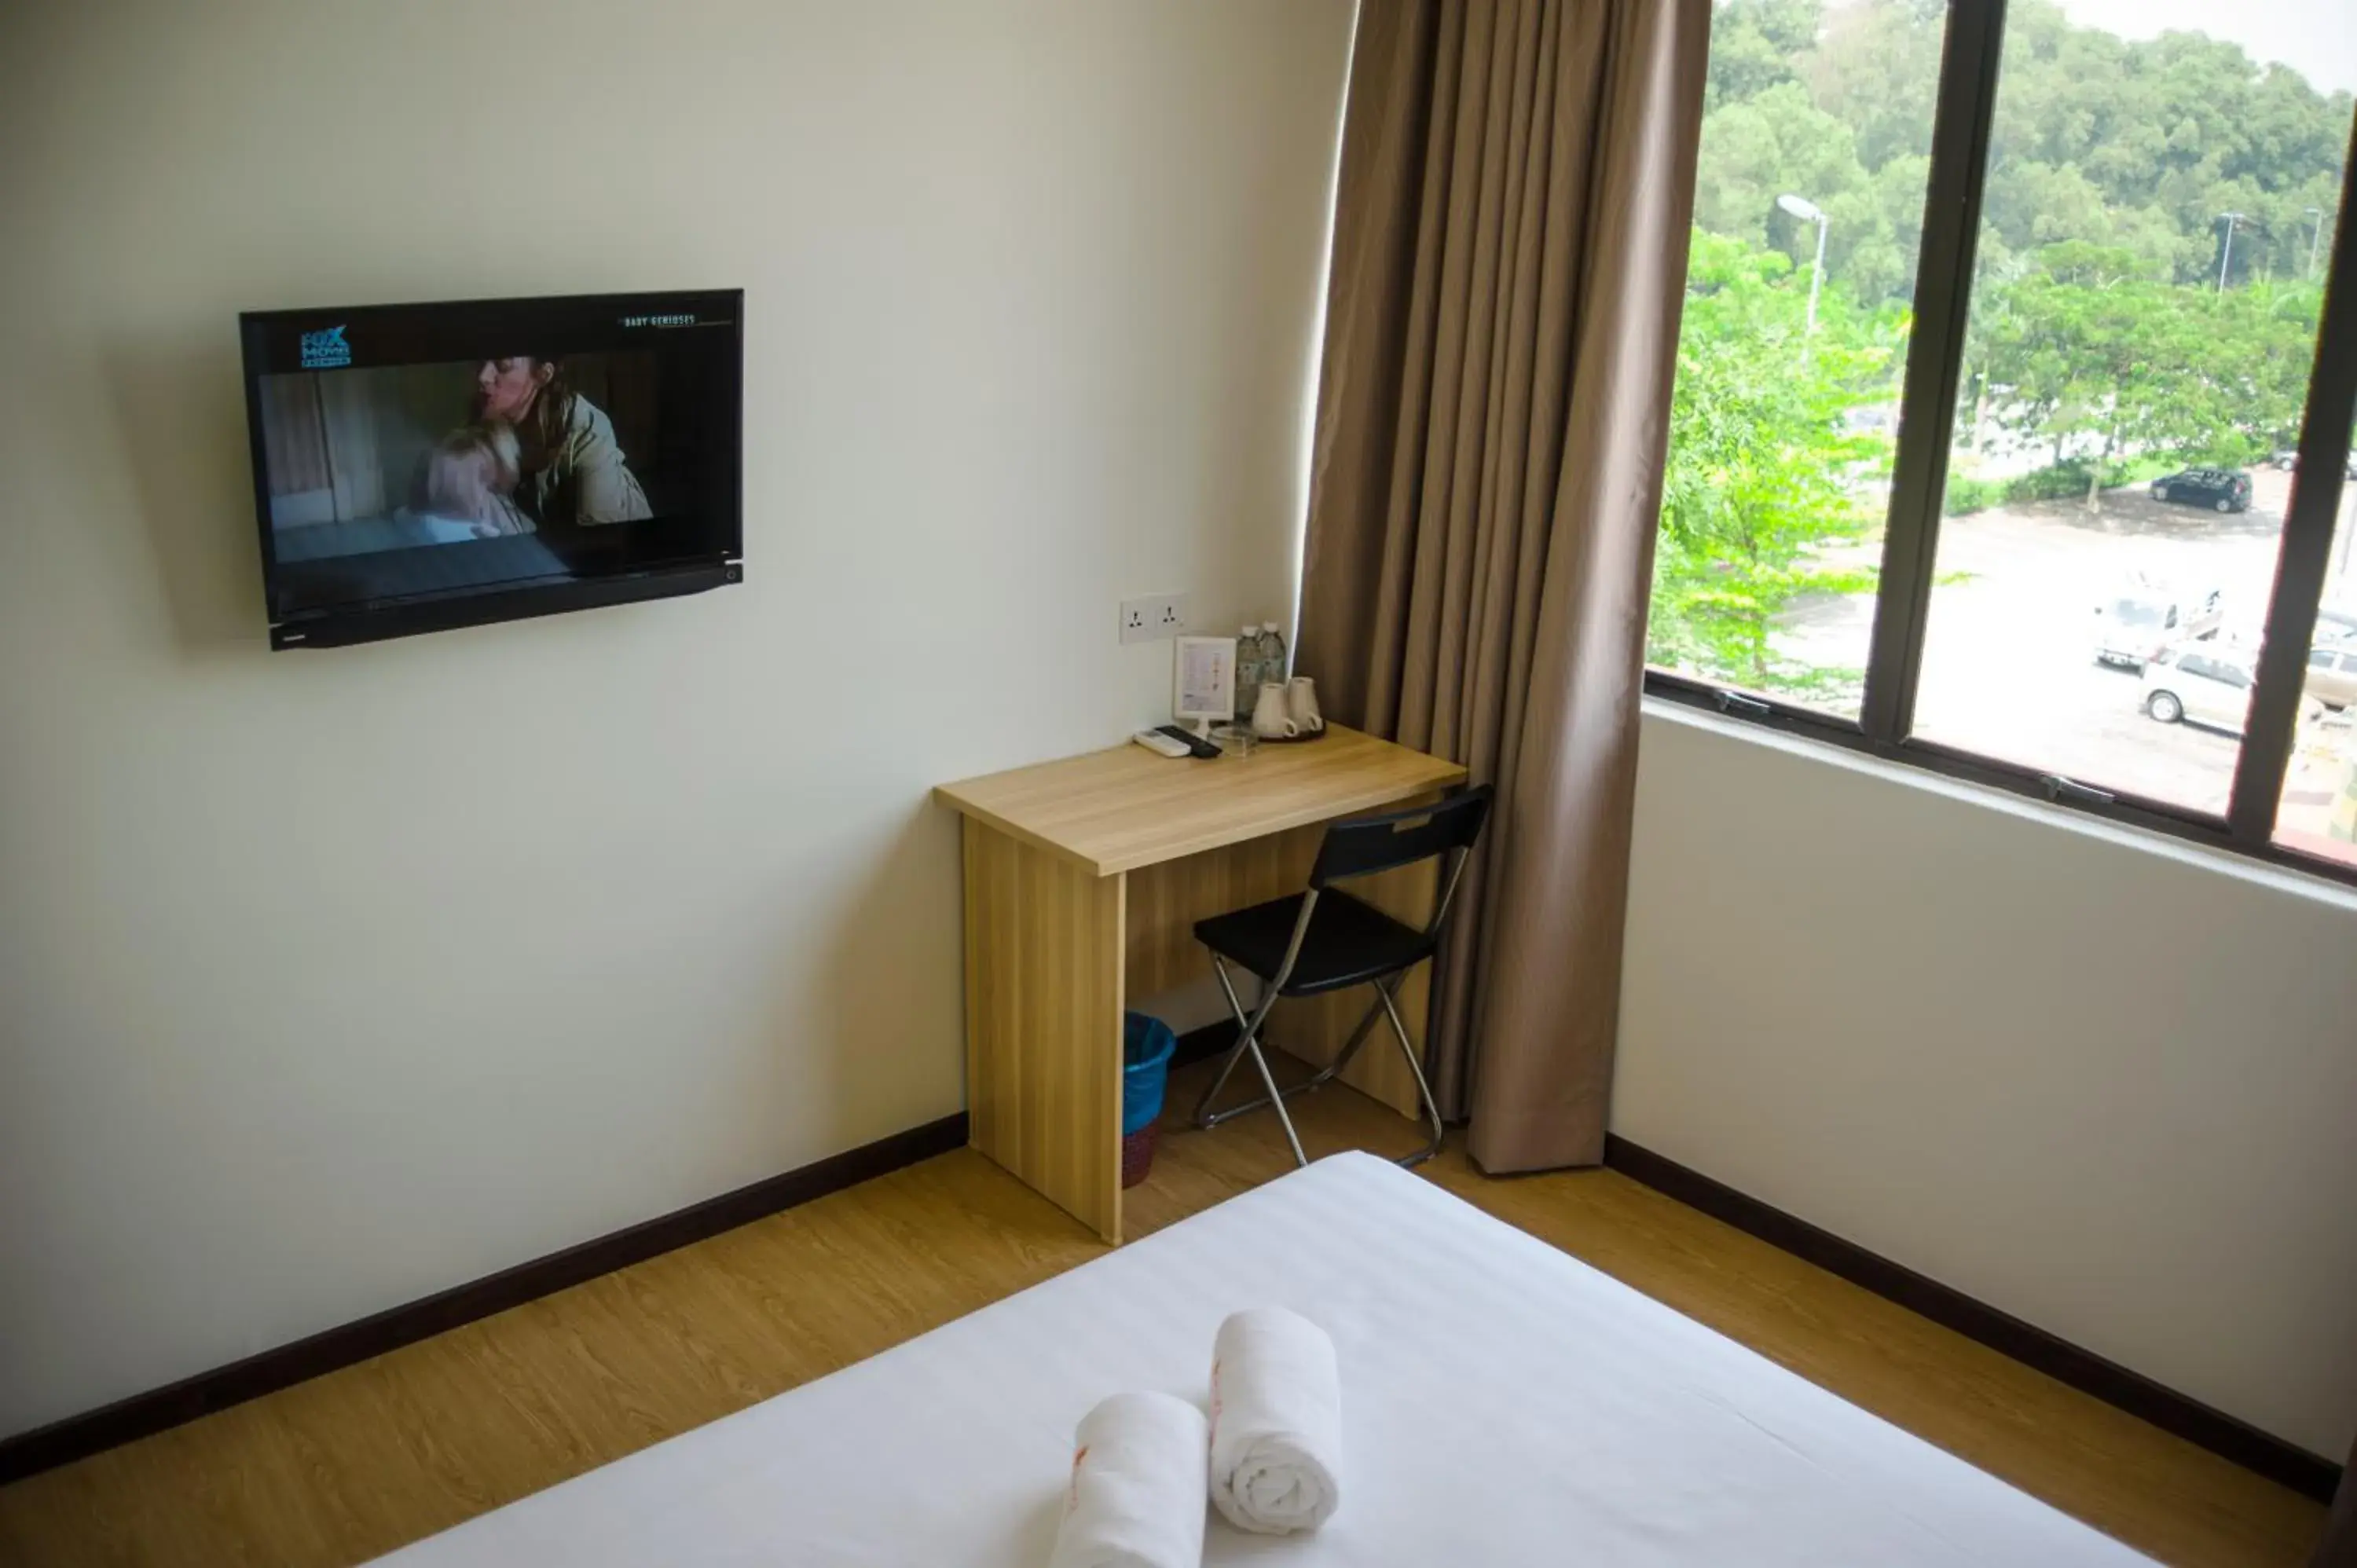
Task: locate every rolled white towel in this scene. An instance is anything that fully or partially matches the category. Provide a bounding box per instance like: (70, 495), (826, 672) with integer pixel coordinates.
(1208, 1306), (1342, 1534)
(1047, 1391), (1209, 1568)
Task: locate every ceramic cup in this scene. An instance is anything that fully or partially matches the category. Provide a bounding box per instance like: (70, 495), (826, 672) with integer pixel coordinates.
(1286, 676), (1325, 733)
(1252, 683), (1300, 738)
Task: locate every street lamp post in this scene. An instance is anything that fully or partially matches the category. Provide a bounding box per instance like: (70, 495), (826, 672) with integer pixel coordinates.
(2216, 211), (2246, 295)
(2309, 207), (2328, 282)
(1776, 192), (1829, 350)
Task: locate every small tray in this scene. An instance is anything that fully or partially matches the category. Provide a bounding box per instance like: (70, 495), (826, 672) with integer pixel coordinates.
(1219, 722), (1329, 746)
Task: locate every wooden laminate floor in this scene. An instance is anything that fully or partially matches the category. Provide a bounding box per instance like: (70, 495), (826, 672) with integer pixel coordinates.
(0, 1056), (2329, 1566)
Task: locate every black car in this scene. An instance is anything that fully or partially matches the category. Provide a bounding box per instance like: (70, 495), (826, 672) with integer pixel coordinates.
(2149, 467), (2252, 513)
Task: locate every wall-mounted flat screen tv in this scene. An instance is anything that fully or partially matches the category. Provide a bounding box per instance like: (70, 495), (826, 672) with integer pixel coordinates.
(240, 289), (742, 649)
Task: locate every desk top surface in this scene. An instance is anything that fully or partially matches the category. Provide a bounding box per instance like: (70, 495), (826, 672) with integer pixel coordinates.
(934, 725), (1468, 877)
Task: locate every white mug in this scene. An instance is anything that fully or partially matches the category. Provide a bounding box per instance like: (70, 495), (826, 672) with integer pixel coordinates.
(1286, 676), (1325, 733)
(1251, 683), (1299, 739)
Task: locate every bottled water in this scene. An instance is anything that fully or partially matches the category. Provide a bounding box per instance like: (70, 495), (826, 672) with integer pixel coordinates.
(1234, 625), (1263, 718)
(1257, 621), (1288, 691)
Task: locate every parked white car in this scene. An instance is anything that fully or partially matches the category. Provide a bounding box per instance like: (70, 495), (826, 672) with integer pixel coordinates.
(2141, 647), (2326, 735)
(2095, 586), (2223, 669)
(2314, 603), (2357, 645)
(2308, 644), (2357, 710)
(2141, 647), (2251, 730)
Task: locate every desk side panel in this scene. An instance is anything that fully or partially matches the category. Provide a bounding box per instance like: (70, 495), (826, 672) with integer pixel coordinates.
(963, 819), (1124, 1241)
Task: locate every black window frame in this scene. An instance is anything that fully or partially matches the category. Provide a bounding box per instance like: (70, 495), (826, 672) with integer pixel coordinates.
(1647, 0), (2357, 889)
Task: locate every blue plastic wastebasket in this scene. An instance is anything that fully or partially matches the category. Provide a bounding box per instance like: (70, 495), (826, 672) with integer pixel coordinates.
(1121, 1012), (1178, 1185)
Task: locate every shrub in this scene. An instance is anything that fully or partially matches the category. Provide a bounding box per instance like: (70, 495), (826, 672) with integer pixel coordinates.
(1943, 476), (2005, 515)
(2003, 461), (2102, 504)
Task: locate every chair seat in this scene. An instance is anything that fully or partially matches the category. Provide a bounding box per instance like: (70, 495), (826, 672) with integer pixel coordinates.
(1193, 889), (1437, 997)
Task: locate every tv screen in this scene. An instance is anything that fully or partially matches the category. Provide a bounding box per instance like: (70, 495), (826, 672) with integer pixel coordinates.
(240, 289), (742, 647)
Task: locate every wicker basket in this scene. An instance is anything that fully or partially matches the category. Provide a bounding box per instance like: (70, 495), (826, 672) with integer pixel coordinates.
(1120, 1121), (1160, 1188)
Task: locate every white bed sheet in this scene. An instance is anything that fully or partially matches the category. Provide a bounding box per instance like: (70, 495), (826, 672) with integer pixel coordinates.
(375, 1152), (2150, 1566)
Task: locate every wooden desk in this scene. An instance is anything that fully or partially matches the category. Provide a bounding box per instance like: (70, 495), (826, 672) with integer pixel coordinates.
(936, 726), (1466, 1241)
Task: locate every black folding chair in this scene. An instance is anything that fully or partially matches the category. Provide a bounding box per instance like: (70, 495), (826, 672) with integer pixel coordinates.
(1189, 785), (1493, 1169)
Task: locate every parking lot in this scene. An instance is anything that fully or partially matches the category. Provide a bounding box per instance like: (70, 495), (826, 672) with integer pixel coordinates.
(1776, 467), (2357, 819)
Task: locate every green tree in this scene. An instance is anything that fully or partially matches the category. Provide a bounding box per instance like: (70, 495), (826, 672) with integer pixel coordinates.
(1706, 0), (1824, 111)
(1666, 0), (2350, 676)
(1692, 0), (2352, 302)
(1981, 245), (2323, 507)
(1692, 80), (1868, 247)
(1650, 233), (1896, 695)
(2195, 277), (2326, 453)
(1802, 0), (1944, 174)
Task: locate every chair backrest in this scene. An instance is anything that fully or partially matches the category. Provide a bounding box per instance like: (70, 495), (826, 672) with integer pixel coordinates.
(1307, 785), (1493, 892)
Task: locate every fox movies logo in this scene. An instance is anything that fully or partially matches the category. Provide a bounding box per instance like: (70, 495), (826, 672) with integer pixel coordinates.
(299, 325), (350, 368)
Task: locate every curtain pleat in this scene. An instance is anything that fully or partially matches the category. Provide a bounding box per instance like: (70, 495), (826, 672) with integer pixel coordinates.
(1296, 0), (1710, 1170)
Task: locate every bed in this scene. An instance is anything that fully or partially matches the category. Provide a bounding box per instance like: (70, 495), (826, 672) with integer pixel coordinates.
(373, 1152), (2150, 1565)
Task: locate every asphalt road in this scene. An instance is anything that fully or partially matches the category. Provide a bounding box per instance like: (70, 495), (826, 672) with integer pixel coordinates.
(1769, 467), (2357, 817)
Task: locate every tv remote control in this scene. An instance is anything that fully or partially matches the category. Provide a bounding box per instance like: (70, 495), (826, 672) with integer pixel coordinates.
(1131, 729), (1193, 758)
(1153, 724), (1222, 758)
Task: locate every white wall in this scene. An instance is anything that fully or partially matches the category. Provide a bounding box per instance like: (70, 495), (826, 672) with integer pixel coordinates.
(1616, 702), (2357, 1459)
(0, 0), (1355, 1439)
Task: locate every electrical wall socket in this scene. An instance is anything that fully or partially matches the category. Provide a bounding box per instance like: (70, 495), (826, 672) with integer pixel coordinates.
(1118, 593), (1190, 644)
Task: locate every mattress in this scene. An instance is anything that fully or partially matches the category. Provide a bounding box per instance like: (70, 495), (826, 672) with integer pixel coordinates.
(374, 1152), (2150, 1565)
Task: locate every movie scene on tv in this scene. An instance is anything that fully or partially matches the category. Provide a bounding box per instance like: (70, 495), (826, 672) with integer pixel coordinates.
(256, 352), (660, 563)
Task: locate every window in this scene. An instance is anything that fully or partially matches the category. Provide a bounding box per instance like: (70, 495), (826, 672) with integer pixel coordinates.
(2275, 416), (2357, 866)
(1648, 0), (2357, 886)
(1647, 0), (1944, 718)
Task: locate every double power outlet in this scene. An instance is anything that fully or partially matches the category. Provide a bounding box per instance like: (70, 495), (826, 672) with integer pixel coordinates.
(1117, 593), (1191, 645)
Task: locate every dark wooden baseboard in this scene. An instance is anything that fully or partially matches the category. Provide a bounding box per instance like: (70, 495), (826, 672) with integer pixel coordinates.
(1171, 1018), (1240, 1068)
(16, 1106), (2328, 1508)
(1603, 1134), (2343, 1504)
(0, 1112), (970, 1487)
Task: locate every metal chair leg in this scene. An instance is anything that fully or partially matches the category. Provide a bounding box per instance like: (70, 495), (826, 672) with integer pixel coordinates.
(1199, 987), (1386, 1132)
(1376, 978), (1446, 1167)
(1310, 991), (1387, 1087)
(1193, 959), (1442, 1173)
(1193, 958), (1273, 1126)
(1195, 961), (1299, 1127)
(1244, 1023), (1310, 1169)
(1194, 958), (1310, 1167)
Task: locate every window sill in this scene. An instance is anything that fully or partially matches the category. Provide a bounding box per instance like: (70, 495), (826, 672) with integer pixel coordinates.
(1638, 694), (2357, 914)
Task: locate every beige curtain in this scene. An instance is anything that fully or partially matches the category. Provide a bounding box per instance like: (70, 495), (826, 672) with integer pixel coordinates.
(1295, 0), (1708, 1173)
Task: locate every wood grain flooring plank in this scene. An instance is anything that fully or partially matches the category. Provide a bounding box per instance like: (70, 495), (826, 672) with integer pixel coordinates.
(0, 1058), (2324, 1568)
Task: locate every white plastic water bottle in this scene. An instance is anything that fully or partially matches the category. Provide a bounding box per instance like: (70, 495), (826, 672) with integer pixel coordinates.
(1234, 625), (1263, 719)
(1258, 621), (1288, 689)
